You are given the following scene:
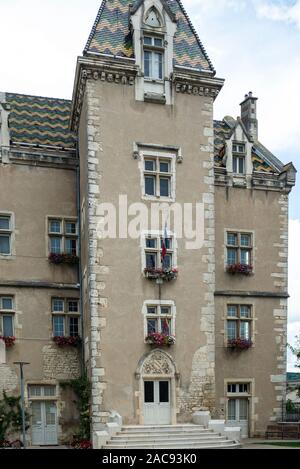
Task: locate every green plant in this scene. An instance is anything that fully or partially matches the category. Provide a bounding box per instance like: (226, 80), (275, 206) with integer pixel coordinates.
(61, 374), (91, 441)
(0, 392), (29, 442)
(288, 336), (300, 398)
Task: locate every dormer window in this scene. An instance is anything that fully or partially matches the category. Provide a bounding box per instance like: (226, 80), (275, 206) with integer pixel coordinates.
(233, 143), (246, 174)
(143, 36), (164, 80)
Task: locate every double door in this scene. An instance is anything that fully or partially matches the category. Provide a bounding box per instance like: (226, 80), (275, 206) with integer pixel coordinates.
(31, 401), (58, 445)
(144, 380), (171, 425)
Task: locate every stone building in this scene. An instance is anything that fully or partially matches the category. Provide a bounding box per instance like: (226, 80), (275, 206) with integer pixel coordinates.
(0, 0), (296, 446)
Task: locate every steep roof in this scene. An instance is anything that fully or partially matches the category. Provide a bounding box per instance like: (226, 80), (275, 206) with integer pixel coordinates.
(84, 0), (214, 72)
(5, 93), (76, 150)
(213, 118), (284, 174)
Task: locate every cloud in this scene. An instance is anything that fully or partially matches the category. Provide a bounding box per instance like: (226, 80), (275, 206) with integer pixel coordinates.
(254, 0), (300, 28)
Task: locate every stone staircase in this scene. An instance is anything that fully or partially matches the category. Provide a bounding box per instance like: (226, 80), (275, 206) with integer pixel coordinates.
(102, 424), (241, 449)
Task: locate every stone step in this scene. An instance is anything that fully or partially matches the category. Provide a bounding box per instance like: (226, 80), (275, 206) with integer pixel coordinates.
(113, 432), (218, 441)
(121, 425), (205, 433)
(105, 441), (240, 449)
(110, 436), (227, 445)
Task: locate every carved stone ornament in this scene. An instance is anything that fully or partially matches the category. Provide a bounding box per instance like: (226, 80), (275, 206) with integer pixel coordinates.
(175, 82), (219, 98)
(142, 351), (173, 375)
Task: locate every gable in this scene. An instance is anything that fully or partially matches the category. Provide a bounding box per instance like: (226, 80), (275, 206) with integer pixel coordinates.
(84, 0), (214, 72)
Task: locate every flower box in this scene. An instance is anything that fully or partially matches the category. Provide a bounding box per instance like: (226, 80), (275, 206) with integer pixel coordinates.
(52, 336), (81, 347)
(48, 253), (79, 265)
(145, 333), (176, 346)
(0, 336), (16, 348)
(226, 263), (253, 275)
(227, 338), (252, 350)
(144, 267), (178, 281)
(70, 439), (92, 449)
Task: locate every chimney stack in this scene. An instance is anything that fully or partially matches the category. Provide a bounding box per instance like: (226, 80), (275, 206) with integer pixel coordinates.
(240, 92), (258, 141)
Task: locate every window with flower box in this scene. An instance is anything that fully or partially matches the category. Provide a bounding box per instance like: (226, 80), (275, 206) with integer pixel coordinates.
(226, 231), (253, 273)
(145, 235), (174, 270)
(51, 298), (80, 338)
(227, 305), (252, 345)
(0, 296), (14, 337)
(144, 155), (173, 199)
(48, 218), (78, 255)
(143, 300), (176, 345)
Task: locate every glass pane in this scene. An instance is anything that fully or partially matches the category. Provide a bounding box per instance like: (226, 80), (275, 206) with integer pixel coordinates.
(146, 253), (157, 268)
(240, 321), (250, 340)
(239, 400), (248, 420)
(53, 316), (64, 337)
(227, 305), (238, 317)
(159, 161), (169, 173)
(49, 220), (61, 233)
(147, 306), (157, 315)
(154, 38), (163, 47)
(227, 233), (237, 246)
(239, 157), (245, 174)
(160, 177), (170, 197)
(0, 217), (10, 230)
(68, 301), (78, 313)
(50, 237), (61, 254)
(227, 248), (237, 265)
(240, 249), (251, 265)
(29, 386), (42, 397)
(52, 299), (64, 312)
(160, 318), (170, 335)
(233, 156), (238, 173)
(144, 50), (151, 77)
(227, 321), (237, 340)
(145, 160), (156, 171)
(146, 238), (156, 249)
(32, 402), (42, 424)
(69, 317), (79, 337)
(45, 402), (56, 425)
(144, 381), (154, 403)
(241, 234), (251, 247)
(159, 381), (169, 403)
(228, 399), (236, 420)
(162, 254), (172, 269)
(239, 384), (249, 393)
(145, 176), (155, 195)
(160, 306), (171, 315)
(144, 36), (152, 45)
(65, 222), (77, 235)
(44, 386), (56, 397)
(240, 306), (251, 318)
(147, 319), (158, 334)
(154, 52), (163, 79)
(3, 316), (13, 337)
(1, 298), (13, 310)
(160, 238), (172, 249)
(228, 384), (236, 393)
(0, 235), (10, 254)
(65, 238), (77, 255)
(238, 145), (245, 153)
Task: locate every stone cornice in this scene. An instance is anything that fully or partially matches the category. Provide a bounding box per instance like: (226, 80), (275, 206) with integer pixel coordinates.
(0, 280), (79, 290)
(0, 147), (78, 169)
(214, 290), (289, 299)
(173, 70), (224, 100)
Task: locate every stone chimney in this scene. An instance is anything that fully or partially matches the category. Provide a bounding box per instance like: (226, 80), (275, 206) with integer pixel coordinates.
(240, 91), (258, 141)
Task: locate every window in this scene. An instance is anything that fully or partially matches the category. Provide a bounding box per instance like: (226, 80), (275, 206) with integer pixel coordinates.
(232, 143), (246, 174)
(48, 218), (78, 255)
(145, 234), (174, 269)
(143, 36), (164, 80)
(226, 232), (252, 266)
(51, 298), (80, 337)
(0, 296), (14, 337)
(0, 215), (12, 255)
(227, 383), (250, 394)
(144, 156), (172, 198)
(227, 305), (252, 341)
(146, 305), (173, 335)
(28, 385), (56, 398)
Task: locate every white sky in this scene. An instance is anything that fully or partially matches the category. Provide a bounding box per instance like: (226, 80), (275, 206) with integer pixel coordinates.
(0, 0), (299, 370)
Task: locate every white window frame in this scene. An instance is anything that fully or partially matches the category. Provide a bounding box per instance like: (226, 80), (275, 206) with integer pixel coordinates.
(140, 150), (176, 201)
(143, 35), (164, 81)
(141, 230), (177, 272)
(51, 298), (80, 338)
(28, 384), (58, 400)
(0, 212), (14, 257)
(0, 296), (15, 337)
(225, 229), (254, 269)
(47, 217), (78, 256)
(226, 304), (252, 342)
(142, 300), (176, 341)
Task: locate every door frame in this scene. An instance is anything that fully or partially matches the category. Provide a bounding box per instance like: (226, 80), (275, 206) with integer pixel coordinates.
(143, 379), (171, 425)
(224, 378), (255, 437)
(30, 399), (58, 446)
(136, 349), (179, 425)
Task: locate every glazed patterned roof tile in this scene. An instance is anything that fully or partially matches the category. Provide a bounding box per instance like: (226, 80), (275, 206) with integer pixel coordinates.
(6, 93), (76, 150)
(85, 0), (214, 72)
(213, 119), (283, 173)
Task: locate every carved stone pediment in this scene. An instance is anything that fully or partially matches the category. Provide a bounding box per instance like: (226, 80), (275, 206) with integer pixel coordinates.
(142, 350), (173, 375)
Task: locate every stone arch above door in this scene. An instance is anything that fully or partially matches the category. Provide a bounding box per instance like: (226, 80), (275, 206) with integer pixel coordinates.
(136, 348), (178, 378)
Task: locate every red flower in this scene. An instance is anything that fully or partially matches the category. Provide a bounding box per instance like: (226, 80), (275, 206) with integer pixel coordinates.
(0, 336), (16, 347)
(228, 338), (252, 350)
(48, 253), (79, 265)
(226, 263), (253, 275)
(52, 336), (81, 347)
(145, 333), (176, 346)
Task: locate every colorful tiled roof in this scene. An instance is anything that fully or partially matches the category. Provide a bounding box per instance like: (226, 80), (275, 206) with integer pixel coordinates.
(213, 119), (283, 173)
(85, 0), (214, 72)
(6, 93), (76, 150)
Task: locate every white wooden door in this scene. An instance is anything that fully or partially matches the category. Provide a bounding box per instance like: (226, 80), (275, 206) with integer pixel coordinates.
(31, 401), (58, 445)
(144, 380), (171, 425)
(227, 398), (249, 438)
